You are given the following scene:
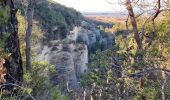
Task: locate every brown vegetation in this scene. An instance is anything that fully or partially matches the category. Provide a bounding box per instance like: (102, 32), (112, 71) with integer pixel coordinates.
(0, 58), (6, 84)
(85, 16), (126, 24)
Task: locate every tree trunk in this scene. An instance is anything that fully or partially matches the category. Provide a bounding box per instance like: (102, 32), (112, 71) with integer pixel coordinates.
(125, 0), (145, 99)
(25, 0), (35, 73)
(125, 0), (142, 49)
(0, 0), (23, 87)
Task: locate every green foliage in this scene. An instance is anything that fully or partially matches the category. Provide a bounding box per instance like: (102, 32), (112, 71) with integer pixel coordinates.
(29, 61), (56, 97)
(81, 49), (120, 99)
(81, 11), (170, 100)
(0, 49), (10, 59)
(1, 60), (65, 99)
(5, 7), (67, 100)
(141, 87), (157, 99)
(1, 97), (18, 100)
(0, 5), (10, 25)
(0, 61), (65, 100)
(149, 48), (159, 57)
(80, 73), (93, 86)
(166, 82), (170, 97)
(51, 87), (67, 100)
(17, 11), (43, 61)
(15, 0), (81, 41)
(23, 87), (33, 95)
(0, 32), (10, 48)
(11, 0), (170, 99)
(23, 72), (32, 83)
(29, 0), (82, 40)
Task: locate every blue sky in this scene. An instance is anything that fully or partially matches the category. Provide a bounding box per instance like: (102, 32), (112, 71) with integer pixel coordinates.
(53, 0), (125, 12)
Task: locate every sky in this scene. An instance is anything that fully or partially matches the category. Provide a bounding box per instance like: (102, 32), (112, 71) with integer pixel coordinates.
(53, 0), (125, 12)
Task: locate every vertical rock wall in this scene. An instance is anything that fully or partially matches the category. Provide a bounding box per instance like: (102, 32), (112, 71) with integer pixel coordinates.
(35, 21), (114, 96)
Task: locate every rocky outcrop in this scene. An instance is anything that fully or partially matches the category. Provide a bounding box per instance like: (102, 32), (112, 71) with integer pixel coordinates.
(35, 20), (115, 96)
(36, 35), (88, 94)
(68, 26), (98, 46)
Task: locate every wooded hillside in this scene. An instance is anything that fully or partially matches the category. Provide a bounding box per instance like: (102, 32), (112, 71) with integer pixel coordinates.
(0, 0), (170, 100)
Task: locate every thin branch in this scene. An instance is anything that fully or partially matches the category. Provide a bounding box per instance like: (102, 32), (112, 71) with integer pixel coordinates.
(128, 68), (170, 78)
(141, 15), (152, 41)
(0, 83), (35, 100)
(152, 0), (161, 21)
(7, 73), (22, 84)
(105, 0), (122, 5)
(162, 73), (170, 100)
(147, 0), (161, 46)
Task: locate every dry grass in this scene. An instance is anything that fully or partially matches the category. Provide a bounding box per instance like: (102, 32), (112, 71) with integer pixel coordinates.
(85, 16), (126, 24)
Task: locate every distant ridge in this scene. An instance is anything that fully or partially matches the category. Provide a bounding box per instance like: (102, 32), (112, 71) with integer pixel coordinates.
(82, 11), (128, 18)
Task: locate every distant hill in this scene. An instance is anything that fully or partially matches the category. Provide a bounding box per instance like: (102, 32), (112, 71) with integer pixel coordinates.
(82, 12), (127, 18)
(83, 12), (127, 25)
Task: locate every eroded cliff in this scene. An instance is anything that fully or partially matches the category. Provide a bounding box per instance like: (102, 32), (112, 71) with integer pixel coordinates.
(35, 20), (114, 96)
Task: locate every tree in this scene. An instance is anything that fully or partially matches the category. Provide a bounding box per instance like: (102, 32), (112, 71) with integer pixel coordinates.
(82, 0), (170, 99)
(107, 0), (170, 99)
(26, 0), (35, 73)
(0, 0), (23, 92)
(125, 0), (143, 50)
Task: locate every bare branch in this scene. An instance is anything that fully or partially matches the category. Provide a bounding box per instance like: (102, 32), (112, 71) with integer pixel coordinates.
(125, 15), (129, 30)
(162, 73), (170, 100)
(105, 0), (122, 5)
(147, 0), (161, 46)
(0, 83), (35, 100)
(128, 68), (170, 78)
(152, 0), (161, 21)
(141, 16), (152, 41)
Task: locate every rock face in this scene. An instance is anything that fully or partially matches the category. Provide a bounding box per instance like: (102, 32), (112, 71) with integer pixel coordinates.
(36, 20), (114, 95)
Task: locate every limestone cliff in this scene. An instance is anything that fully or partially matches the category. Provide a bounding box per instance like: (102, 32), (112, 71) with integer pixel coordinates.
(35, 20), (114, 95)
(14, 0), (114, 95)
